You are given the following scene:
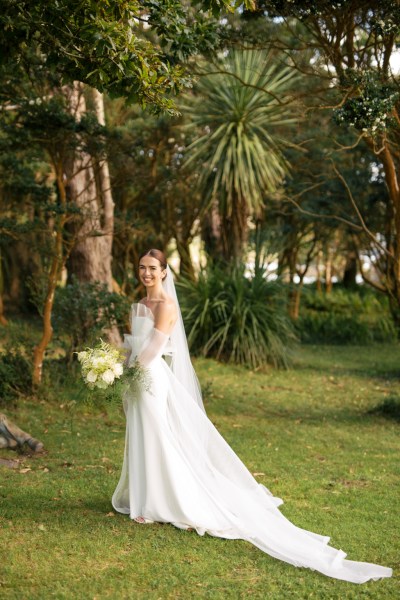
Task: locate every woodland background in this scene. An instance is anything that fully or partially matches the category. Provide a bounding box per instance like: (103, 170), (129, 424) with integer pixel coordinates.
(0, 2), (399, 598)
(0, 1), (400, 387)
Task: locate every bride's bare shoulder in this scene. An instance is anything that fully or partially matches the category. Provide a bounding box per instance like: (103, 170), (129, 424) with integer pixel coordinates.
(165, 294), (177, 308)
(159, 295), (177, 317)
(154, 295), (177, 323)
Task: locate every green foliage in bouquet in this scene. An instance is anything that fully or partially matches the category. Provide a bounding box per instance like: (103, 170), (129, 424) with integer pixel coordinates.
(177, 265), (296, 369)
(76, 340), (152, 406)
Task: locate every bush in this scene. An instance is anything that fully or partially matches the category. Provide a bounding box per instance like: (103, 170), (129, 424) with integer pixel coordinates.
(297, 287), (397, 344)
(53, 277), (131, 359)
(0, 352), (32, 406)
(0, 317), (38, 406)
(176, 265), (296, 369)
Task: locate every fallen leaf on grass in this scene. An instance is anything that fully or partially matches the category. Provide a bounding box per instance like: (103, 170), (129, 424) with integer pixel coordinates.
(105, 512), (115, 517)
(314, 455), (326, 462)
(38, 524), (46, 531)
(19, 468), (31, 474)
(339, 478), (369, 488)
(252, 472), (265, 477)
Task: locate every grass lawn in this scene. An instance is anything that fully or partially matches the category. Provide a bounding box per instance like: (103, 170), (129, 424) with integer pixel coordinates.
(0, 344), (399, 599)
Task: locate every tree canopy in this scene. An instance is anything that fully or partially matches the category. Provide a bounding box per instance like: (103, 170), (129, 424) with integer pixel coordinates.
(0, 0), (254, 112)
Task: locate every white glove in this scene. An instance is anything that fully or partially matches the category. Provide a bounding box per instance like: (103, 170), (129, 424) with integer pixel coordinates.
(138, 328), (170, 367)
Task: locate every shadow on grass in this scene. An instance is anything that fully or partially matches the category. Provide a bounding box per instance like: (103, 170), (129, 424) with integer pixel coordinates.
(209, 399), (400, 425)
(254, 406), (400, 425)
(292, 344), (400, 379)
(367, 397), (400, 423)
(0, 490), (127, 534)
(294, 359), (400, 382)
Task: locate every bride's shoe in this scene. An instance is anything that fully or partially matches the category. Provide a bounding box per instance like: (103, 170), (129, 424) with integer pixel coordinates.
(134, 516), (154, 524)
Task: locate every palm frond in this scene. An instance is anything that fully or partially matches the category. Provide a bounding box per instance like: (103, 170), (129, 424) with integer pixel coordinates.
(177, 266), (297, 369)
(183, 49), (299, 217)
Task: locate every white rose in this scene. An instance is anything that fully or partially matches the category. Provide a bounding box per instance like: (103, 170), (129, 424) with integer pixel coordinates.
(96, 380), (108, 389)
(113, 363), (123, 377)
(86, 370), (97, 383)
(102, 369), (115, 384)
(77, 351), (87, 362)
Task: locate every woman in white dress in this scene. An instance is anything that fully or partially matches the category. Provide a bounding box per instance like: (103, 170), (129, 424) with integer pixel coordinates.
(112, 249), (392, 584)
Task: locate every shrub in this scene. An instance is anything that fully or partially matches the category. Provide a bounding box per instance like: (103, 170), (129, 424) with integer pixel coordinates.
(52, 277), (131, 360)
(297, 287), (397, 344)
(177, 265), (296, 369)
(0, 351), (32, 406)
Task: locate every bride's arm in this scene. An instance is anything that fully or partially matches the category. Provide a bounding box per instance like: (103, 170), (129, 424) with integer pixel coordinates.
(137, 301), (177, 367)
(153, 300), (177, 335)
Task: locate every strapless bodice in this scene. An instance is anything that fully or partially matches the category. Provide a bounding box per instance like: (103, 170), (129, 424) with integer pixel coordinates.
(123, 303), (174, 365)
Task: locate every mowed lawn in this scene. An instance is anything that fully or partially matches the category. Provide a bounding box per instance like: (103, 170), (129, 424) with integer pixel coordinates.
(0, 344), (399, 599)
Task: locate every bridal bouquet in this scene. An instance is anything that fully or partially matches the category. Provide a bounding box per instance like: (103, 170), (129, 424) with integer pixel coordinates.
(76, 340), (151, 404)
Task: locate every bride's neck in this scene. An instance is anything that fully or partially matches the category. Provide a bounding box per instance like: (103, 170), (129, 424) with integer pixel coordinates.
(145, 283), (165, 301)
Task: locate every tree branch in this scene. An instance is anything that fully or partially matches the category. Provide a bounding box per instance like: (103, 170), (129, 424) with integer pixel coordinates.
(331, 161), (395, 261)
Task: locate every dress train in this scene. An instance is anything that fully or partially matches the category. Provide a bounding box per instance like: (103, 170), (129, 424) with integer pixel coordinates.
(112, 306), (392, 584)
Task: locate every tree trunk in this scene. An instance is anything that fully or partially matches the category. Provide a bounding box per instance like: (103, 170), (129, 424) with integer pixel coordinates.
(0, 413), (44, 452)
(6, 240), (41, 312)
(65, 84), (114, 288)
(176, 236), (195, 280)
(91, 89), (115, 290)
(65, 83), (121, 345)
(33, 169), (66, 386)
(221, 194), (248, 264)
(288, 282), (303, 320)
(201, 200), (223, 262)
(325, 247), (333, 294)
(0, 253), (7, 325)
(379, 143), (400, 329)
(0, 294), (8, 326)
(315, 248), (323, 293)
(342, 249), (358, 288)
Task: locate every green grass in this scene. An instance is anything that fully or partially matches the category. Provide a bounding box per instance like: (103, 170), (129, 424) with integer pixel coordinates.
(0, 344), (399, 599)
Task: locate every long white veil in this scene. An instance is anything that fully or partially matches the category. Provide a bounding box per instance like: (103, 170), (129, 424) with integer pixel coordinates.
(113, 264), (392, 584)
(162, 265), (206, 413)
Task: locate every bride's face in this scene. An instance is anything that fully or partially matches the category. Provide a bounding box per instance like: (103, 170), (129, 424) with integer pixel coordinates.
(139, 256), (166, 288)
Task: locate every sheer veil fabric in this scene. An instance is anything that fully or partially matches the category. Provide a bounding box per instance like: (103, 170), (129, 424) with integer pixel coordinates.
(162, 266), (205, 412)
(111, 266), (392, 584)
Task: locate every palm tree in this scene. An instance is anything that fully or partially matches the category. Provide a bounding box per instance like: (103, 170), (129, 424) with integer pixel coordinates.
(184, 49), (298, 263)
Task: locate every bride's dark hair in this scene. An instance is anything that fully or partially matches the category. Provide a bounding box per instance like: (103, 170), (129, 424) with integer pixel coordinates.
(139, 249), (168, 276)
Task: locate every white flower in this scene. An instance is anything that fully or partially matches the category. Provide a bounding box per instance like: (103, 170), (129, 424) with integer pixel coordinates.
(94, 357), (107, 368)
(113, 363), (123, 377)
(86, 370), (98, 383)
(102, 369), (115, 384)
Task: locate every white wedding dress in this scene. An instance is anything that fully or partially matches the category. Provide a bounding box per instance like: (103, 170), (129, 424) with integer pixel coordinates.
(112, 302), (392, 584)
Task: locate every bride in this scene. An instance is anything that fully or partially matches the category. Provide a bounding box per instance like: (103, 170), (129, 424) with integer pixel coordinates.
(112, 249), (392, 584)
